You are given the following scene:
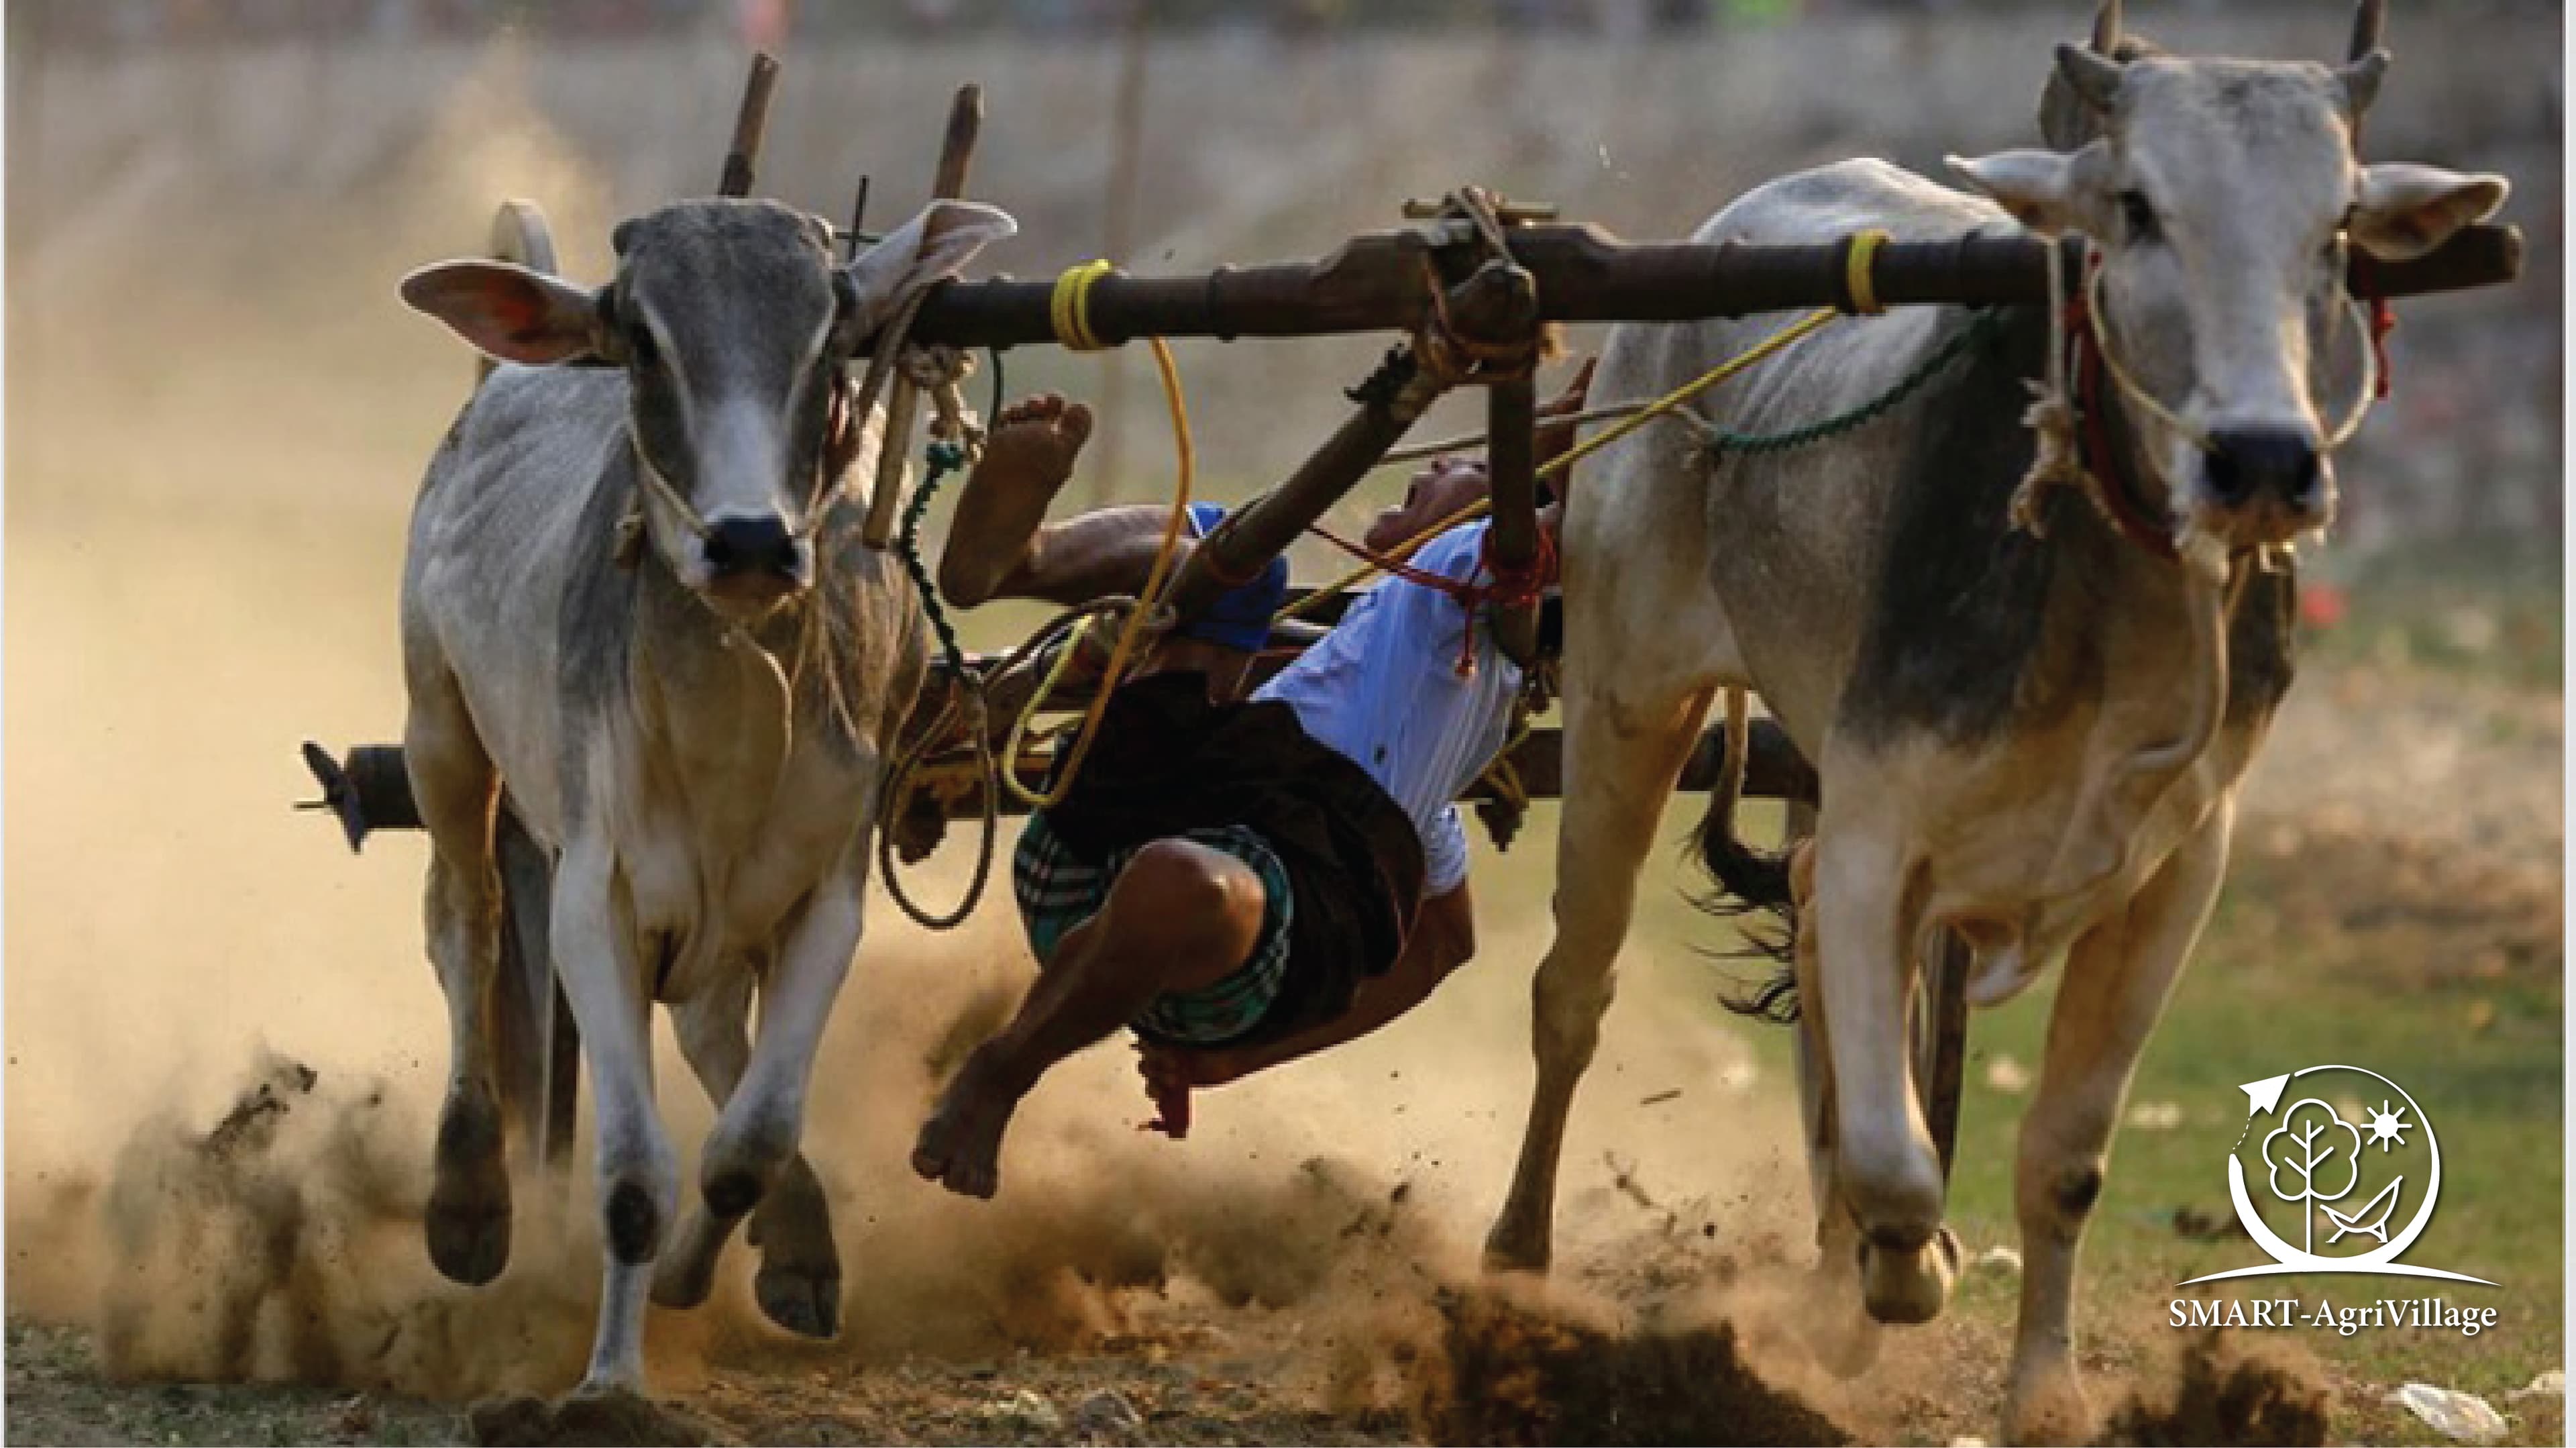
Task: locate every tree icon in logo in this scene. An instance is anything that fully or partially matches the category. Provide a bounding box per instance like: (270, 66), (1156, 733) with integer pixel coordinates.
(2262, 1098), (2363, 1255)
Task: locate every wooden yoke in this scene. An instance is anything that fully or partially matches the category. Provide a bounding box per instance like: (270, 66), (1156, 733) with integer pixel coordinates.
(862, 85), (985, 549)
(898, 221), (2522, 349)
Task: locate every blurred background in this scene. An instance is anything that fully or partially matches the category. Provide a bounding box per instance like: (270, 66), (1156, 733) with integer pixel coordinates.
(7, 0), (2559, 539)
(3, 5), (2560, 1440)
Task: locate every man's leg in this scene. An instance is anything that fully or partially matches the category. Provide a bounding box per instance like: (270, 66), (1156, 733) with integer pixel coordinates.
(940, 394), (1207, 609)
(912, 837), (1267, 1198)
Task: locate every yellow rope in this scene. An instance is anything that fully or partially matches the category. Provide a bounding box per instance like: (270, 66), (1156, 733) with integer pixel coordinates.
(1844, 227), (1891, 315)
(1275, 305), (1843, 623)
(1050, 259), (1116, 352)
(1000, 335), (1193, 807)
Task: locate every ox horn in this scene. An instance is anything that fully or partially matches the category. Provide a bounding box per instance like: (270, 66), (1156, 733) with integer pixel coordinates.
(2347, 0), (2385, 61)
(2090, 0), (2123, 53)
(2338, 0), (2390, 121)
(2056, 42), (2125, 113)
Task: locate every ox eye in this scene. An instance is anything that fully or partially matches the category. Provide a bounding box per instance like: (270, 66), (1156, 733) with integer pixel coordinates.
(2118, 190), (2160, 244)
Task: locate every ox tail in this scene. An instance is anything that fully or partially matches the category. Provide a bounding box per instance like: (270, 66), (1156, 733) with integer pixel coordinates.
(1695, 688), (1801, 1025)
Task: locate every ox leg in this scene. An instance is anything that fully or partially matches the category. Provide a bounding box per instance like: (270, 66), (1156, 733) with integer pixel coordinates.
(2002, 804), (2229, 1446)
(694, 835), (870, 1314)
(1484, 681), (1715, 1272)
(653, 970), (842, 1340)
(1811, 783), (1955, 1324)
(551, 834), (677, 1396)
(1787, 839), (1886, 1378)
(405, 668), (514, 1288)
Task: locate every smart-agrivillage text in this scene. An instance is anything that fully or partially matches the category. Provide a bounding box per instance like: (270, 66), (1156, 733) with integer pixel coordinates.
(2169, 1298), (2500, 1337)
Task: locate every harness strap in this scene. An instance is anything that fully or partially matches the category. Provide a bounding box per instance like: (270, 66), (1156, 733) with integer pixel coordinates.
(2069, 278), (2182, 563)
(2368, 294), (2398, 401)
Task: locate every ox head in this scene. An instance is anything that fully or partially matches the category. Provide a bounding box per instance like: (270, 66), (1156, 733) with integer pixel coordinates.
(1946, 1), (2506, 553)
(402, 199), (1012, 619)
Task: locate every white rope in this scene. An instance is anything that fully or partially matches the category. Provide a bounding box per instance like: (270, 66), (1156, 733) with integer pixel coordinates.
(2081, 254), (2381, 460)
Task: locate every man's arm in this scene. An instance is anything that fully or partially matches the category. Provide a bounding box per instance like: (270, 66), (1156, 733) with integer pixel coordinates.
(990, 504), (1198, 607)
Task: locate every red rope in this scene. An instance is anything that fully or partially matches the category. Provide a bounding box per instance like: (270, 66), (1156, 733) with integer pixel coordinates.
(2066, 264), (2181, 564)
(2367, 295), (2397, 401)
(1305, 519), (1557, 675)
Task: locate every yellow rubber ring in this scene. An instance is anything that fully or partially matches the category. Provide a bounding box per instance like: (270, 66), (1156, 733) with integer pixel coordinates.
(1050, 259), (1116, 351)
(1845, 228), (1890, 315)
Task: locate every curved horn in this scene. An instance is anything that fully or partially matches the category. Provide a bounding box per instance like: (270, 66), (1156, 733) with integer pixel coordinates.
(2339, 47), (2390, 121)
(2056, 42), (2125, 113)
(2090, 0), (2123, 53)
(2347, 0), (2386, 62)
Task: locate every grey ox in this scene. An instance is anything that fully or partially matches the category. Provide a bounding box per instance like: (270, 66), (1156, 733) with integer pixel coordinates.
(1480, 3), (2505, 1441)
(396, 197), (1010, 1393)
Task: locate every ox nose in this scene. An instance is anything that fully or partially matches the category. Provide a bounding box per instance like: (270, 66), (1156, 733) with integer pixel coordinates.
(701, 515), (802, 582)
(2203, 426), (2322, 511)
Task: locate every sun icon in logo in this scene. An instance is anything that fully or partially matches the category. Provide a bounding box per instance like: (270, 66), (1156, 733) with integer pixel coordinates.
(2362, 1100), (2413, 1151)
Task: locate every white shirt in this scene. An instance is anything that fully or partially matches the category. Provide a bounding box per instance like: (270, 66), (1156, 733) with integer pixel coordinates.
(1254, 520), (1525, 895)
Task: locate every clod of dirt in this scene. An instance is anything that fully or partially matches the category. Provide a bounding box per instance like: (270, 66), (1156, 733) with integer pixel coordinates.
(1406, 1284), (1850, 1446)
(2106, 1329), (2332, 1447)
(466, 1388), (717, 1447)
(1070, 1388), (1146, 1441)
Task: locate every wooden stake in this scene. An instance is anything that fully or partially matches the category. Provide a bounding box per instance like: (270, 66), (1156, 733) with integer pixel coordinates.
(718, 52), (781, 199)
(863, 84), (986, 550)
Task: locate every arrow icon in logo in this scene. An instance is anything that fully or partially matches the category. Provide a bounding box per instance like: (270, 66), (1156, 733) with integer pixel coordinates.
(2242, 1074), (2292, 1119)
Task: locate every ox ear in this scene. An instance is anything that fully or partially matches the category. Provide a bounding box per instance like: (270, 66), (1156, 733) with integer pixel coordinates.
(836, 200), (1018, 349)
(1947, 145), (2107, 238)
(2350, 164), (2509, 262)
(400, 261), (609, 366)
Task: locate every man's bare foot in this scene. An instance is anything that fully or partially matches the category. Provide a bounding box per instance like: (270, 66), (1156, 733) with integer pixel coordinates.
(938, 394), (1093, 607)
(910, 1049), (1022, 1199)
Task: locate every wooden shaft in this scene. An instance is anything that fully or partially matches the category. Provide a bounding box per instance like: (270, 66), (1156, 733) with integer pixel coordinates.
(894, 221), (2524, 351)
(863, 84), (987, 549)
(305, 712), (1817, 843)
(932, 83), (985, 199)
(1483, 372), (1541, 668)
(717, 52), (780, 199)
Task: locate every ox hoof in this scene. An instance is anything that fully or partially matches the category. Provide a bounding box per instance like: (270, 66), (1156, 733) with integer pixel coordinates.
(648, 1213), (724, 1312)
(750, 1157), (841, 1339)
(1480, 1211), (1554, 1276)
(426, 1088), (512, 1286)
(755, 1259), (841, 1341)
(468, 1388), (711, 1447)
(2002, 1361), (2094, 1447)
(1860, 1224), (1960, 1326)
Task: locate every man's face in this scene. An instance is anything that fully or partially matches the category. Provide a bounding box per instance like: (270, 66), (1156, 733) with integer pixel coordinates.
(1366, 457), (1491, 555)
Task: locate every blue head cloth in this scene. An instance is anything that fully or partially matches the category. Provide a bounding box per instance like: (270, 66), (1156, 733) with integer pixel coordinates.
(1176, 502), (1289, 654)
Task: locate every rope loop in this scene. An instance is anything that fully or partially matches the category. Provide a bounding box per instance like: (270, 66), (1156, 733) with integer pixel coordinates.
(1050, 259), (1116, 352)
(1843, 228), (1892, 315)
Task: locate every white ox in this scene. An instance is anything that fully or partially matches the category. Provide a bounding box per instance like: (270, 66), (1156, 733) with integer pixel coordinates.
(396, 198), (1008, 1393)
(1481, 4), (2506, 1441)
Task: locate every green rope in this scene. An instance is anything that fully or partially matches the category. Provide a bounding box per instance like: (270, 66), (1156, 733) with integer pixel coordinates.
(1695, 308), (2007, 457)
(898, 437), (973, 677)
(891, 344), (1004, 681)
